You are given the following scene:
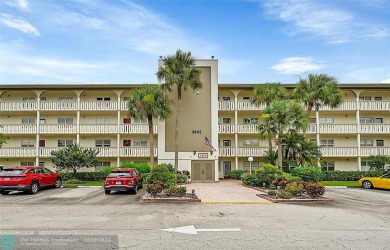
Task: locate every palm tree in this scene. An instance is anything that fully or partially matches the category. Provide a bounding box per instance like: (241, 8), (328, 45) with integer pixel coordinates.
(156, 49), (202, 171)
(293, 74), (343, 116)
(128, 85), (171, 167)
(263, 100), (309, 169)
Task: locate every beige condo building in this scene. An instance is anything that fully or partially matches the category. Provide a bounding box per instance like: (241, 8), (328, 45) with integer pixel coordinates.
(1, 59), (389, 181)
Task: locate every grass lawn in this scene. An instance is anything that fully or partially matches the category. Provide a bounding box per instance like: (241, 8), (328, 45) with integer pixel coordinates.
(320, 181), (360, 187)
(62, 181), (104, 188)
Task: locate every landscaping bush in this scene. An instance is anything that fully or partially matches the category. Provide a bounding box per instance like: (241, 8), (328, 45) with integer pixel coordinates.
(272, 178), (291, 189)
(267, 190), (277, 196)
(146, 182), (164, 198)
(229, 170), (247, 179)
(133, 163), (151, 174)
(146, 164), (172, 184)
(285, 181), (305, 196)
(282, 173), (302, 182)
(102, 166), (116, 175)
(278, 190), (293, 199)
(320, 170), (386, 181)
(176, 173), (188, 183)
(242, 174), (258, 186)
(165, 185), (187, 196)
(120, 162), (137, 168)
(63, 179), (84, 184)
(59, 172), (106, 181)
(291, 166), (322, 182)
(305, 182), (326, 198)
(254, 163), (283, 187)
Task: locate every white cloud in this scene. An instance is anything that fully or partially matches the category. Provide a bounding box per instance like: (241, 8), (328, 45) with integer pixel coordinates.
(271, 57), (325, 75)
(5, 0), (30, 11)
(344, 67), (389, 83)
(380, 78), (390, 83)
(0, 14), (39, 37)
(263, 0), (390, 43)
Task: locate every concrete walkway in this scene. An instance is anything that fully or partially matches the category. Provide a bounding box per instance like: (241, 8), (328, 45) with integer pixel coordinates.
(183, 179), (272, 204)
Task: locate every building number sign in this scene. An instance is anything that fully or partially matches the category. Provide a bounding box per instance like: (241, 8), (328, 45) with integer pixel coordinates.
(192, 130), (202, 134)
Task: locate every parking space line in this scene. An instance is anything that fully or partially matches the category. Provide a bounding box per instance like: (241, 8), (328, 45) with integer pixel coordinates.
(12, 188), (67, 203)
(73, 188), (103, 203)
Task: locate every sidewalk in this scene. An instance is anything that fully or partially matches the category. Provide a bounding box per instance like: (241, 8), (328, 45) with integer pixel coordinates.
(183, 179), (272, 204)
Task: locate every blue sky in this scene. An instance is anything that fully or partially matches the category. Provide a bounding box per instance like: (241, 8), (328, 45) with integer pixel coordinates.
(0, 0), (389, 84)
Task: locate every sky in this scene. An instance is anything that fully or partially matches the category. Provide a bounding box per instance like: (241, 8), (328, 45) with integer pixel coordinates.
(0, 0), (389, 85)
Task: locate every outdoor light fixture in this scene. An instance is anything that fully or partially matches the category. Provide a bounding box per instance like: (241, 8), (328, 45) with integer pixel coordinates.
(210, 150), (213, 155)
(193, 150), (196, 155)
(248, 156), (253, 175)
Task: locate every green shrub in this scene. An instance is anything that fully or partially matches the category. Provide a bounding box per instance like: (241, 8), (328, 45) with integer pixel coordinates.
(242, 174), (258, 186)
(133, 163), (151, 174)
(305, 182), (326, 198)
(102, 167), (116, 175)
(254, 163), (283, 187)
(229, 170), (247, 179)
(146, 182), (164, 198)
(278, 190), (293, 199)
(64, 179), (84, 184)
(165, 185), (187, 196)
(272, 178), (291, 189)
(320, 170), (386, 181)
(146, 164), (172, 184)
(291, 166), (322, 182)
(120, 162), (137, 168)
(267, 190), (277, 196)
(176, 173), (188, 183)
(282, 173), (302, 181)
(59, 172), (106, 181)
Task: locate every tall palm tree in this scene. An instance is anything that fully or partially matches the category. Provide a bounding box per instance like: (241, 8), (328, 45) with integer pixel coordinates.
(251, 82), (287, 156)
(128, 85), (171, 167)
(156, 49), (202, 171)
(263, 100), (309, 169)
(293, 74), (343, 116)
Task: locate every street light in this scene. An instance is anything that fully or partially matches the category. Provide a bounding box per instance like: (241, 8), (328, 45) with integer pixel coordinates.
(248, 156), (253, 175)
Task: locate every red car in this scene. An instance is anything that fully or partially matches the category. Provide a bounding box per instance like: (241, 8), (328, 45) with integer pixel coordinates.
(104, 168), (143, 195)
(0, 166), (62, 195)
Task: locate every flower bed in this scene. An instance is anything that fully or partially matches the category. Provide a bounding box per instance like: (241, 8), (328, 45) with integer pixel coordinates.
(142, 192), (201, 203)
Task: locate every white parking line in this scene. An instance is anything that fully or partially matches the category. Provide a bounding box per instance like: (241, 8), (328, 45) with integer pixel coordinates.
(12, 188), (67, 203)
(73, 188), (103, 203)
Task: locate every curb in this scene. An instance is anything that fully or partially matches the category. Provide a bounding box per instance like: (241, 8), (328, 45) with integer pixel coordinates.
(201, 201), (275, 205)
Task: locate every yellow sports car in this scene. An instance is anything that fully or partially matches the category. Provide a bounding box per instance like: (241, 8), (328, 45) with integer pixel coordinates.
(358, 171), (390, 190)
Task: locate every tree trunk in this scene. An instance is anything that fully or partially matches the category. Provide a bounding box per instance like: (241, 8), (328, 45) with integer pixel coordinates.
(174, 88), (182, 173)
(148, 115), (154, 167)
(277, 132), (283, 169)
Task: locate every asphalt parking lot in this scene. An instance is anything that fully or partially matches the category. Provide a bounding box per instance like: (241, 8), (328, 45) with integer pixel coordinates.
(1, 187), (389, 250)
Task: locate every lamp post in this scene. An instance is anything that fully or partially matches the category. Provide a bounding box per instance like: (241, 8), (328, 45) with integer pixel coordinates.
(248, 156), (253, 175)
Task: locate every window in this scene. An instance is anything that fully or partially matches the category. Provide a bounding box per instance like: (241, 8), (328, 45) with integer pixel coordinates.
(309, 118), (316, 123)
(223, 140), (231, 147)
(23, 97), (35, 102)
(40, 97), (46, 102)
(222, 97), (231, 100)
(374, 96), (382, 101)
(361, 161), (370, 171)
(40, 119), (46, 124)
(21, 140), (35, 147)
(123, 140), (131, 146)
(123, 118), (131, 124)
(376, 140), (384, 147)
(21, 161), (34, 166)
(243, 118), (259, 124)
(58, 140), (73, 147)
(22, 118), (36, 124)
(243, 139), (259, 146)
(97, 97), (111, 101)
(133, 140), (147, 147)
(359, 96), (371, 101)
(95, 139), (111, 147)
(243, 96), (250, 100)
(222, 118), (231, 124)
(123, 97), (130, 101)
(360, 139), (373, 147)
(133, 118), (147, 124)
(43, 168), (53, 174)
(243, 161), (259, 171)
(96, 118), (112, 124)
(58, 118), (73, 124)
(59, 97), (74, 102)
(97, 161), (111, 167)
(360, 117), (383, 124)
(319, 117), (334, 124)
(322, 161), (335, 171)
(320, 139), (334, 147)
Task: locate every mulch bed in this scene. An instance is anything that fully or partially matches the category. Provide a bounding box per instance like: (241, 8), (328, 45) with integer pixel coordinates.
(142, 193), (201, 203)
(243, 184), (334, 203)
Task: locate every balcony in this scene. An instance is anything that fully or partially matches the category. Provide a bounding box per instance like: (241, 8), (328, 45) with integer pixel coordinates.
(40, 102), (78, 111)
(0, 148), (36, 157)
(40, 124), (77, 134)
(237, 124), (259, 134)
(236, 101), (266, 111)
(318, 124), (357, 134)
(218, 147), (269, 157)
(320, 147), (358, 157)
(218, 124), (235, 133)
(119, 147), (158, 157)
(360, 147), (390, 156)
(80, 124), (118, 134)
(79, 102), (117, 111)
(120, 124), (157, 134)
(218, 101), (235, 111)
(319, 101), (357, 111)
(0, 102), (38, 111)
(0, 125), (37, 134)
(360, 124), (390, 133)
(359, 101), (390, 111)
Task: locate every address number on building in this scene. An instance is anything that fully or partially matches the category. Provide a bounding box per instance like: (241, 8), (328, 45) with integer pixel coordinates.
(198, 153), (208, 158)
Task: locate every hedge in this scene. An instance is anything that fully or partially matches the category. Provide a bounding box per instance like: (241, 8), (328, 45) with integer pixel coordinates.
(320, 170), (386, 181)
(58, 172), (107, 181)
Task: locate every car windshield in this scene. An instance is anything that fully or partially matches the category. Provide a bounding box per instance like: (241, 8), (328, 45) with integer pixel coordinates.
(109, 171), (132, 176)
(0, 169), (26, 175)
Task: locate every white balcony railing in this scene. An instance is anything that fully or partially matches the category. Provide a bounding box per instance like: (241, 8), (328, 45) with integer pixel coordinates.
(119, 147), (158, 157)
(40, 124), (77, 134)
(360, 124), (390, 134)
(218, 147), (236, 157)
(0, 102), (38, 111)
(40, 102), (78, 111)
(319, 101), (357, 111)
(320, 147), (358, 157)
(218, 124), (235, 133)
(359, 101), (390, 111)
(0, 125), (37, 134)
(120, 124), (157, 134)
(38, 147), (157, 157)
(360, 147), (390, 156)
(237, 147), (268, 157)
(319, 124), (357, 134)
(236, 101), (266, 111)
(80, 125), (118, 134)
(79, 102), (117, 111)
(218, 101), (235, 111)
(0, 148), (36, 157)
(237, 124), (259, 134)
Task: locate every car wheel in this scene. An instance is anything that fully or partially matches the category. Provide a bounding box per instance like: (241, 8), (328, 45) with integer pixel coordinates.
(362, 180), (373, 189)
(55, 178), (62, 188)
(29, 182), (39, 194)
(0, 190), (10, 195)
(105, 190), (110, 195)
(132, 184), (138, 195)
